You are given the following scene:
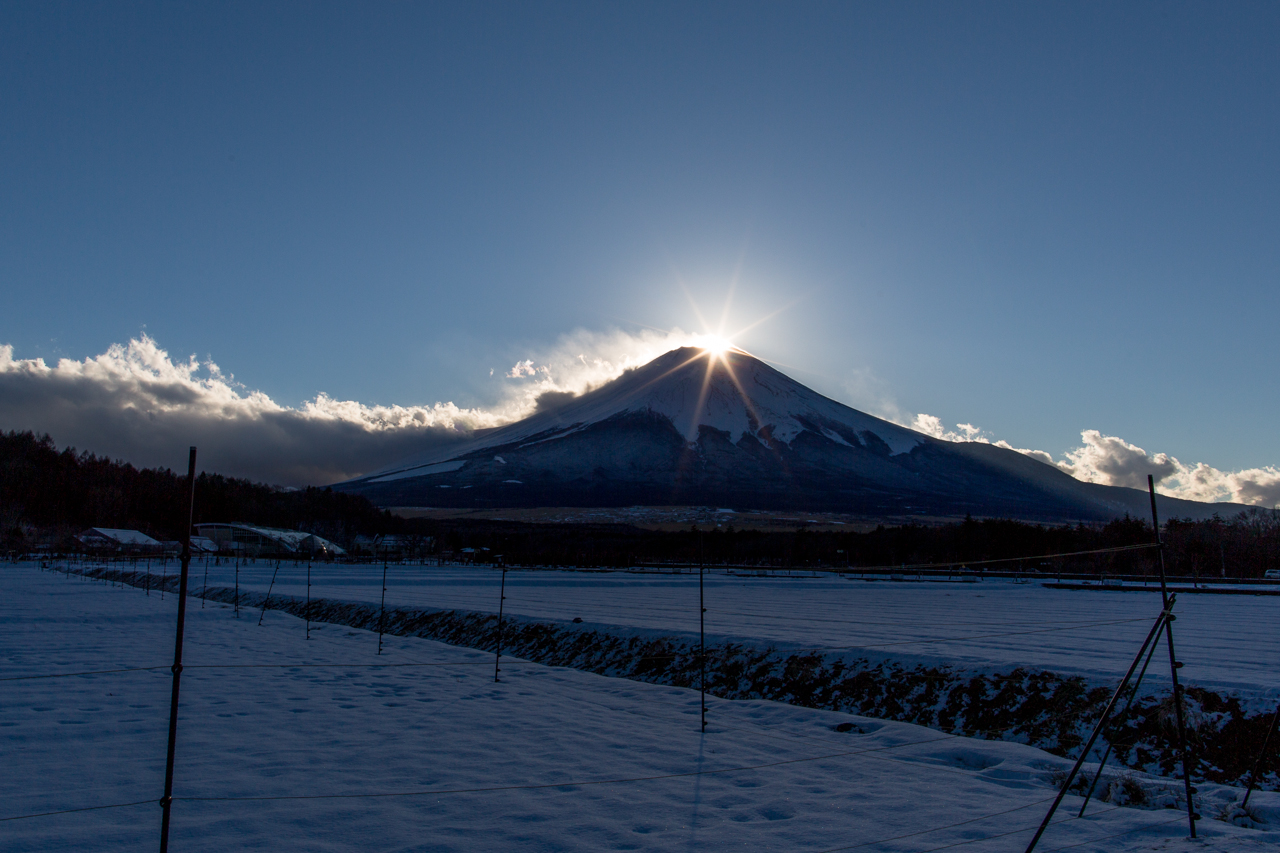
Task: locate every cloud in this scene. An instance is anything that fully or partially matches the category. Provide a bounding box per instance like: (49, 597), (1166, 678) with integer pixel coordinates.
(1055, 430), (1179, 489)
(1057, 431), (1280, 507)
(1228, 469), (1280, 507)
(506, 360), (540, 378)
(0, 328), (705, 487)
(531, 390), (579, 415)
(0, 337), (497, 486)
(10, 331), (1272, 506)
(908, 414), (1280, 508)
(910, 415), (982, 444)
(491, 325), (709, 414)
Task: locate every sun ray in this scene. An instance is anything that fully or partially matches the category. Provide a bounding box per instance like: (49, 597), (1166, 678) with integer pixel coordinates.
(678, 280), (712, 338)
(689, 348), (718, 441)
(598, 314), (681, 335)
(744, 354), (804, 371)
(613, 274), (795, 444)
(725, 296), (801, 341)
(624, 350), (711, 400)
(718, 352), (763, 432)
(718, 275), (737, 339)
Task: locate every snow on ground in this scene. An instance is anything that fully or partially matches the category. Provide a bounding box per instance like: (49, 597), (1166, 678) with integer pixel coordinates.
(189, 560), (1280, 701)
(2, 563), (1275, 851)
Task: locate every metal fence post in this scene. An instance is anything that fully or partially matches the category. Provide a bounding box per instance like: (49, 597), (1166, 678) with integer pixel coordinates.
(493, 567), (507, 682)
(378, 560), (388, 655)
(159, 447), (197, 852)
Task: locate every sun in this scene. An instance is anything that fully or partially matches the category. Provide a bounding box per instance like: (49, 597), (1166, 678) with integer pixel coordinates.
(700, 334), (734, 356)
(678, 280), (794, 361)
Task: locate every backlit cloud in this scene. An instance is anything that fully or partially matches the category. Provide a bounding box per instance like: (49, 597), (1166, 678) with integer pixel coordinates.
(910, 416), (1280, 508)
(494, 326), (707, 406)
(5, 333), (1275, 506)
(0, 337), (501, 486)
(1055, 430), (1179, 489)
(0, 328), (703, 486)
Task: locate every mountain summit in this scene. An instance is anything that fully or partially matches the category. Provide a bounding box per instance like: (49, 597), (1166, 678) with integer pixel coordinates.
(337, 347), (1232, 521)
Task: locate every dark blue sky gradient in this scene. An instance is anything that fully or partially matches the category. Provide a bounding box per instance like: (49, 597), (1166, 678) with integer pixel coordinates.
(2, 2), (1277, 469)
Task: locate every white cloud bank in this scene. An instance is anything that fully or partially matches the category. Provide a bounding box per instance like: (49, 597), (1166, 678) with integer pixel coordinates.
(3, 332), (1275, 506)
(0, 330), (705, 486)
(910, 415), (1280, 508)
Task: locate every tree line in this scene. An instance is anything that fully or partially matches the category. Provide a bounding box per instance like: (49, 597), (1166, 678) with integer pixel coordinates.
(3, 430), (1277, 577)
(0, 431), (389, 549)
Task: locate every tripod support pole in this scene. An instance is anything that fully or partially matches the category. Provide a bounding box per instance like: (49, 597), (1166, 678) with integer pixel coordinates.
(1150, 476), (1200, 836)
(1023, 601), (1172, 853)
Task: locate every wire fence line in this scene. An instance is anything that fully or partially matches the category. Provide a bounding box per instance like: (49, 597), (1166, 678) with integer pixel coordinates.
(13, 567), (1162, 680)
(32, 537), (1214, 582)
(61, 552), (1270, 663)
(0, 800), (156, 824)
(93, 553), (1275, 683)
(16, 559), (1221, 727)
(69, 561), (1164, 652)
(4, 556), (1247, 850)
(0, 661), (494, 682)
(0, 665), (172, 682)
(767, 541), (1160, 574)
(19, 556), (1216, 692)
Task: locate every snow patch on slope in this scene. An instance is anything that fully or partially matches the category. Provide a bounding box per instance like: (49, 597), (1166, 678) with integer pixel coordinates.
(358, 347), (925, 480)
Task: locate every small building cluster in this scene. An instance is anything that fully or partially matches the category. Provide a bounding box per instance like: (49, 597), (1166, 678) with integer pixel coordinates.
(73, 524), (344, 558)
(349, 533), (433, 560)
(194, 523), (346, 557)
(76, 527), (219, 556)
(55, 524), (477, 564)
(77, 527), (161, 552)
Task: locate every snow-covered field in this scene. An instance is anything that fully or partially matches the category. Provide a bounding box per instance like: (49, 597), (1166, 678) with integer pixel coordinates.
(2, 563), (1276, 851)
(189, 560), (1280, 700)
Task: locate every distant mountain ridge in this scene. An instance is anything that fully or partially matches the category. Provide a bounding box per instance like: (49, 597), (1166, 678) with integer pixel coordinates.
(336, 347), (1242, 522)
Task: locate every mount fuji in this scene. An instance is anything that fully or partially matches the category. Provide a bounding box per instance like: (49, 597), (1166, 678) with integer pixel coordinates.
(336, 347), (1236, 522)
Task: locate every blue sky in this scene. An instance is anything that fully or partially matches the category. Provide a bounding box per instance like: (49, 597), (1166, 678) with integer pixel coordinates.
(1, 2), (1277, 494)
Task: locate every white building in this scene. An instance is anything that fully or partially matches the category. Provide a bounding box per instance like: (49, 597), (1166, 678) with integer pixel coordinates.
(77, 528), (162, 552)
(194, 523), (346, 557)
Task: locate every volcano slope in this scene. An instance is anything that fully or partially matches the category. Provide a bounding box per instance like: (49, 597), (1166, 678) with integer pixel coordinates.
(337, 347), (1239, 522)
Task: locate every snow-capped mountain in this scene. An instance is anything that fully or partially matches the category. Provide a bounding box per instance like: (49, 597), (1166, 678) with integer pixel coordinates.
(336, 347), (1236, 522)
